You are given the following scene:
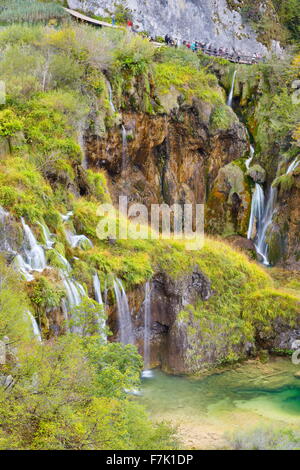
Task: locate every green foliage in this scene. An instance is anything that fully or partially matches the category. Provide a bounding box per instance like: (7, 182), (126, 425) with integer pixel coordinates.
(69, 298), (107, 338)
(0, 335), (177, 449)
(0, 110), (23, 138)
(154, 61), (222, 105)
(114, 35), (155, 74)
(27, 275), (64, 310)
(273, 0), (300, 43)
(0, 0), (67, 25)
(210, 104), (236, 131)
(228, 426), (300, 450)
(0, 257), (30, 342)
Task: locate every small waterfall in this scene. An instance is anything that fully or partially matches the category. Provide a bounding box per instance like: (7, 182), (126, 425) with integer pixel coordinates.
(0, 207), (14, 253)
(55, 251), (72, 272)
(38, 222), (54, 249)
(142, 282), (153, 378)
(106, 79), (116, 113)
(93, 273), (103, 305)
(27, 311), (42, 342)
(93, 273), (107, 339)
(66, 230), (93, 249)
(255, 186), (277, 266)
(12, 254), (34, 282)
(60, 211), (73, 222)
(247, 183), (264, 240)
(121, 125), (128, 172)
(245, 145), (255, 170)
(286, 158), (299, 175)
(227, 70), (237, 107)
(113, 278), (134, 345)
(62, 277), (85, 308)
(21, 218), (46, 271)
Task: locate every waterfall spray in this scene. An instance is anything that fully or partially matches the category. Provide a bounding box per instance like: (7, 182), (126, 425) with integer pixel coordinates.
(142, 282), (153, 379)
(93, 273), (107, 340)
(113, 278), (134, 345)
(21, 218), (46, 271)
(227, 70), (237, 107)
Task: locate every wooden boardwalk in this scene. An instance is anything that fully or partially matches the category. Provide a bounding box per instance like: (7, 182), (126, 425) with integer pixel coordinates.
(64, 8), (119, 29)
(64, 8), (261, 64)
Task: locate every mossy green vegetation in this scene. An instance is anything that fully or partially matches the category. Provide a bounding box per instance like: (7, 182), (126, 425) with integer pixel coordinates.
(178, 239), (300, 370)
(0, 332), (178, 449)
(0, 18), (299, 449)
(154, 47), (223, 106)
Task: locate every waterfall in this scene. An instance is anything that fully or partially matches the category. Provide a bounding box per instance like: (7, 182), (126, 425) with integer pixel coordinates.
(286, 158), (299, 175)
(0, 206), (14, 253)
(38, 222), (54, 249)
(12, 254), (34, 282)
(66, 230), (93, 249)
(247, 183), (264, 240)
(106, 79), (116, 113)
(113, 278), (134, 345)
(93, 273), (107, 340)
(62, 277), (85, 308)
(227, 70), (237, 107)
(27, 311), (42, 342)
(142, 282), (153, 378)
(255, 186), (277, 266)
(93, 273), (103, 305)
(21, 218), (46, 271)
(121, 125), (128, 172)
(60, 211), (73, 222)
(245, 145), (255, 170)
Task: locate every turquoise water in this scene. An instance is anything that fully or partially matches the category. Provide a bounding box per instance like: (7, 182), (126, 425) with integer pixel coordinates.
(139, 358), (300, 448)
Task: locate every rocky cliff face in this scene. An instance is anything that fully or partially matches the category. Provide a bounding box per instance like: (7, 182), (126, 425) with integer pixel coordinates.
(86, 102), (248, 213)
(67, 0), (270, 54)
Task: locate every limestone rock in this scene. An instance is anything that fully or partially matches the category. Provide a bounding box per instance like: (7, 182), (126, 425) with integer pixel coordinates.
(247, 164), (266, 183)
(206, 162), (251, 236)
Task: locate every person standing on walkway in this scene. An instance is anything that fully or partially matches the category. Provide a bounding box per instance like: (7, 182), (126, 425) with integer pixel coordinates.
(112, 14), (116, 26)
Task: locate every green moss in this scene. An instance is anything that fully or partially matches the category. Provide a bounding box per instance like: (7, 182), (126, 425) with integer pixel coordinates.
(27, 275), (64, 311)
(210, 104), (237, 131)
(154, 62), (223, 105)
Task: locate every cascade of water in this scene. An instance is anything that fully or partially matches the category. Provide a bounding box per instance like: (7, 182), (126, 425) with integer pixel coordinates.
(0, 206), (14, 253)
(93, 273), (107, 339)
(63, 277), (85, 308)
(247, 183), (265, 240)
(113, 278), (134, 345)
(38, 222), (54, 249)
(55, 251), (72, 272)
(245, 145), (255, 170)
(27, 311), (42, 342)
(142, 281), (153, 378)
(227, 70), (237, 107)
(60, 211), (73, 222)
(21, 218), (46, 271)
(121, 125), (128, 172)
(65, 230), (93, 249)
(106, 79), (116, 113)
(12, 254), (34, 281)
(255, 186), (277, 266)
(286, 158), (299, 175)
(93, 273), (103, 305)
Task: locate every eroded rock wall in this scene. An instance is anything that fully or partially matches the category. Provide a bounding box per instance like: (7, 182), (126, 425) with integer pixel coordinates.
(67, 0), (270, 55)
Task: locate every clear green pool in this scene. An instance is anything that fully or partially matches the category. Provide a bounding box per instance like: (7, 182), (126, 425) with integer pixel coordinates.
(139, 358), (300, 449)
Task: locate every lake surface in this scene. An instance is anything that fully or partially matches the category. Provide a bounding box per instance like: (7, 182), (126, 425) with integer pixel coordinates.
(140, 358), (300, 449)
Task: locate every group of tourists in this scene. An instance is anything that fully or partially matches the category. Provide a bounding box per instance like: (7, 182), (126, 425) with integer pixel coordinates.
(163, 35), (264, 64)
